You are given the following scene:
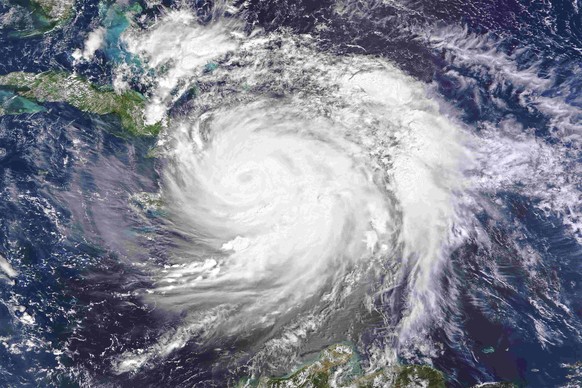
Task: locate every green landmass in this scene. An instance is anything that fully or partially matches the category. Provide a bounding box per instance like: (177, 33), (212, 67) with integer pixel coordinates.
(0, 71), (161, 136)
(240, 343), (521, 388)
(239, 344), (446, 388)
(263, 344), (356, 388)
(130, 191), (165, 218)
(33, 0), (75, 21)
(0, 89), (45, 115)
(393, 365), (445, 388)
(5, 0), (74, 36)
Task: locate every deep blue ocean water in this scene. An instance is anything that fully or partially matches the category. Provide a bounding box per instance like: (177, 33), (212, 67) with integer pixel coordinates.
(0, 0), (581, 386)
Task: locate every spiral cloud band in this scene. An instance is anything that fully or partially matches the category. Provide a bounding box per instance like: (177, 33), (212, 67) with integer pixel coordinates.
(114, 13), (468, 372)
(157, 103), (393, 329)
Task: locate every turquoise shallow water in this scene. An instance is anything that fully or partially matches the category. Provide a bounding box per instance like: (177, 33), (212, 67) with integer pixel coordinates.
(0, 0), (581, 386)
(0, 90), (45, 114)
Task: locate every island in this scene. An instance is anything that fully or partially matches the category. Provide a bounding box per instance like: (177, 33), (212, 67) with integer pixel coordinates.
(0, 71), (161, 136)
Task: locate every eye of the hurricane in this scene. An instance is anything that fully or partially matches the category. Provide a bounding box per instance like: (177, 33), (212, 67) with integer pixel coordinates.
(157, 104), (393, 330)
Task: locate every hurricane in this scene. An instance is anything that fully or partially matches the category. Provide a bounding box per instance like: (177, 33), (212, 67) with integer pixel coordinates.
(0, 0), (581, 386)
(108, 22), (470, 376)
(157, 104), (394, 324)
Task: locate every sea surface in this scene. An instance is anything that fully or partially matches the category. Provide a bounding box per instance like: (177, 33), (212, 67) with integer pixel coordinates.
(0, 0), (581, 386)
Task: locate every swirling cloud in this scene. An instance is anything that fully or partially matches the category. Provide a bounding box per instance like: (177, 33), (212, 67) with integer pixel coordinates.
(157, 103), (394, 331)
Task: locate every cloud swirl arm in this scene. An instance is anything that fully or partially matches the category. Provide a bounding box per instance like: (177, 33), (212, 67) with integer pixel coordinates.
(156, 103), (394, 329)
(112, 20), (468, 374)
